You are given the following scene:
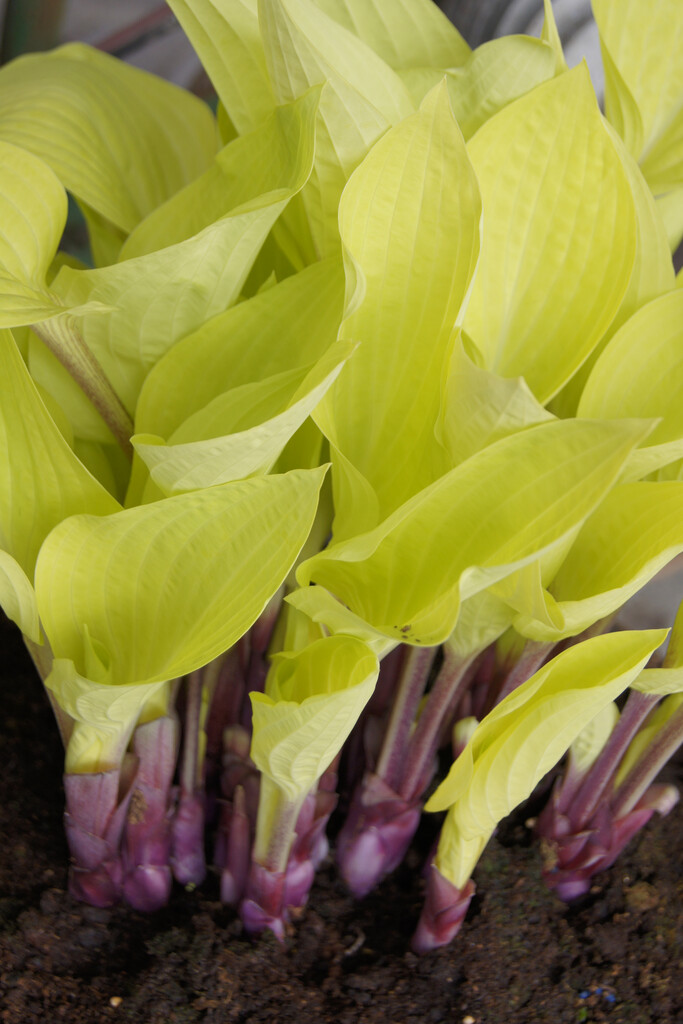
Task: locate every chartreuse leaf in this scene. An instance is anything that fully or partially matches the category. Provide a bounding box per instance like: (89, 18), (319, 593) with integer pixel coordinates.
(437, 335), (554, 467)
(121, 88), (320, 259)
(592, 0), (683, 194)
(618, 602), (683, 786)
(36, 468), (326, 689)
(593, 14), (643, 159)
(657, 187), (683, 253)
(445, 36), (555, 141)
(133, 338), (355, 495)
(45, 661), (171, 773)
(567, 703), (620, 778)
(135, 259), (345, 441)
(541, 0), (567, 73)
(0, 329), (120, 583)
(508, 483), (683, 643)
(270, 599), (325, 659)
(463, 65), (637, 404)
(632, 599), (683, 697)
(632, 671), (683, 697)
(286, 585), (397, 658)
(579, 291), (683, 479)
(0, 142), (65, 290)
(0, 43), (218, 236)
(445, 590), (517, 661)
(598, 124), (675, 333)
(426, 629), (666, 888)
(0, 142), (95, 327)
(166, 0), (276, 134)
(0, 551), (40, 643)
(310, 0), (470, 70)
(315, 82), (481, 526)
(298, 419), (650, 647)
(258, 0), (414, 255)
(550, 122), (674, 419)
(250, 635), (378, 802)
(50, 197), (311, 418)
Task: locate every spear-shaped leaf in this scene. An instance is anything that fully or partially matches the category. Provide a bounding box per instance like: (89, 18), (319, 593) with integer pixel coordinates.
(258, 0), (414, 255)
(315, 81), (481, 524)
(165, 0), (276, 134)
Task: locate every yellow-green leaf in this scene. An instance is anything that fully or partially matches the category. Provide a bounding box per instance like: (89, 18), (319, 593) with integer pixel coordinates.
(0, 551), (41, 643)
(135, 258), (345, 441)
(511, 483), (683, 642)
(250, 634), (378, 800)
(437, 335), (554, 467)
(36, 468), (327, 687)
(427, 629), (666, 887)
(259, 0), (414, 255)
(0, 43), (218, 234)
(310, 0), (470, 70)
(298, 419), (650, 646)
(593, 0), (683, 194)
(316, 82), (481, 523)
(0, 328), (120, 578)
(464, 64), (637, 403)
(579, 291), (683, 452)
(121, 87), (320, 259)
(51, 203), (304, 417)
(133, 339), (355, 494)
(45, 659), (171, 773)
(166, 0), (276, 134)
(446, 35), (556, 141)
(285, 584), (397, 658)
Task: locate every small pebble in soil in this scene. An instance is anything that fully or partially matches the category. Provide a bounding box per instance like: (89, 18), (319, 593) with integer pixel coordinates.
(462, 1016), (476, 1023)
(109, 997), (123, 1009)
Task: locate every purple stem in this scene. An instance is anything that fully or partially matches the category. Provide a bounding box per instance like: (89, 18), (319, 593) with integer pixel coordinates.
(171, 671), (206, 887)
(397, 649), (478, 802)
(340, 646), (405, 795)
(568, 690), (659, 830)
(122, 715), (179, 912)
(219, 785), (253, 906)
(204, 644), (247, 777)
(64, 754), (138, 907)
(335, 772), (423, 898)
(491, 640), (555, 709)
(411, 865), (475, 954)
(215, 725), (260, 906)
(239, 592), (284, 730)
(611, 699), (683, 817)
(375, 646), (437, 791)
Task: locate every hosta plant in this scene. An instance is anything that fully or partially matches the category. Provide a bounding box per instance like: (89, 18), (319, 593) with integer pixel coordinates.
(0, 0), (682, 952)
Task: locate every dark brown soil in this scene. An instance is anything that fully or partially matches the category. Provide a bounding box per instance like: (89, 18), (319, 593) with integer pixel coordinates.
(1, 614), (681, 1024)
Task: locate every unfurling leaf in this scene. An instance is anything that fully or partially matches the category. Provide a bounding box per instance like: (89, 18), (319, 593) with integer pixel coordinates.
(427, 629), (667, 888)
(251, 635), (379, 801)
